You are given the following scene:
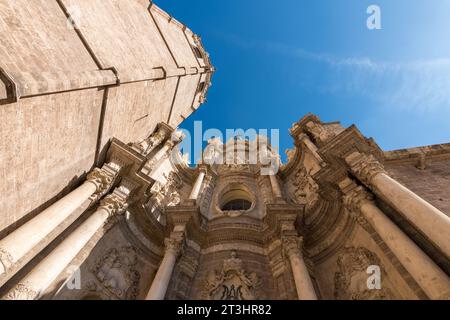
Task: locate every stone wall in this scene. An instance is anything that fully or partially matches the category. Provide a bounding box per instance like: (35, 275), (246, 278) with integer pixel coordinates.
(0, 0), (212, 231)
(385, 147), (450, 217)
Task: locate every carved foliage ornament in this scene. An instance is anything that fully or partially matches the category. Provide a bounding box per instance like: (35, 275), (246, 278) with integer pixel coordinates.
(203, 251), (261, 300)
(334, 246), (393, 300)
(91, 247), (140, 300)
(4, 282), (38, 300)
(87, 161), (122, 201)
(282, 236), (304, 258)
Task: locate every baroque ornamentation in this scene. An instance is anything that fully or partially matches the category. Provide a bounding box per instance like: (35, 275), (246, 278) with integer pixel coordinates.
(164, 237), (184, 256)
(4, 282), (38, 300)
(87, 162), (121, 202)
(91, 246), (140, 300)
(345, 152), (386, 187)
(342, 185), (373, 213)
(202, 251), (261, 300)
(136, 125), (169, 156)
(0, 247), (13, 271)
(282, 236), (304, 258)
(334, 246), (393, 300)
(289, 167), (319, 209)
(147, 172), (182, 225)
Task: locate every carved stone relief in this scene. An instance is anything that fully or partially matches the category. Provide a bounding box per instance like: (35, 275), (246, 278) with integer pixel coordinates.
(334, 246), (393, 300)
(146, 172), (182, 225)
(287, 167), (319, 210)
(202, 251), (261, 300)
(90, 246), (140, 300)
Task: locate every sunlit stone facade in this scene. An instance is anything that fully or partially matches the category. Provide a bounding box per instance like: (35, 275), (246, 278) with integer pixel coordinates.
(1, 1), (449, 300)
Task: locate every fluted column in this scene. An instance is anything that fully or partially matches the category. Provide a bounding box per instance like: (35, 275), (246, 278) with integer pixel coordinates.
(2, 186), (130, 300)
(146, 236), (183, 300)
(345, 151), (450, 258)
(283, 236), (317, 300)
(0, 162), (120, 278)
(342, 182), (450, 300)
(189, 168), (206, 200)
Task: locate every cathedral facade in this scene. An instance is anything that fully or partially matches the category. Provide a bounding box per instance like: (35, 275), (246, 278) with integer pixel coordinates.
(0, 1), (449, 300)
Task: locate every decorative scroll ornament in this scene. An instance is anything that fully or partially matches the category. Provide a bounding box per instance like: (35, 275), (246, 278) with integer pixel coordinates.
(203, 251), (261, 300)
(334, 246), (393, 300)
(91, 247), (140, 300)
(87, 161), (121, 202)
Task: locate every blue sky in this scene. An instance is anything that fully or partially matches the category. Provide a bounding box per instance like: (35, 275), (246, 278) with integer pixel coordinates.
(159, 0), (450, 162)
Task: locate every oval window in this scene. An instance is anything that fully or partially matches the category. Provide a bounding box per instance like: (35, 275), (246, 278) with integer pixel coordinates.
(219, 186), (254, 212)
(221, 199), (252, 211)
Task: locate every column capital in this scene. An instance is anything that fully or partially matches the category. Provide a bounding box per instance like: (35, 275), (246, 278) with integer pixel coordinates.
(164, 237), (184, 257)
(87, 162), (121, 201)
(99, 185), (130, 218)
(345, 152), (386, 187)
(342, 185), (374, 213)
(282, 236), (304, 258)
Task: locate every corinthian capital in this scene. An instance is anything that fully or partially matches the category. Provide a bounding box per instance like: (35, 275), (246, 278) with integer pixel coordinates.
(282, 236), (304, 258)
(342, 185), (374, 213)
(164, 237), (184, 256)
(87, 161), (122, 200)
(99, 185), (131, 218)
(345, 152), (386, 187)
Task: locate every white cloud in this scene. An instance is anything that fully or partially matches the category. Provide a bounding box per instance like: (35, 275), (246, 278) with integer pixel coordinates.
(218, 32), (450, 112)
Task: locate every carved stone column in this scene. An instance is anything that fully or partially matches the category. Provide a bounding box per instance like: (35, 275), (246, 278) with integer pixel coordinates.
(345, 151), (450, 258)
(2, 186), (130, 300)
(341, 179), (450, 300)
(282, 236), (318, 300)
(145, 236), (183, 300)
(0, 162), (120, 278)
(189, 168), (206, 201)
